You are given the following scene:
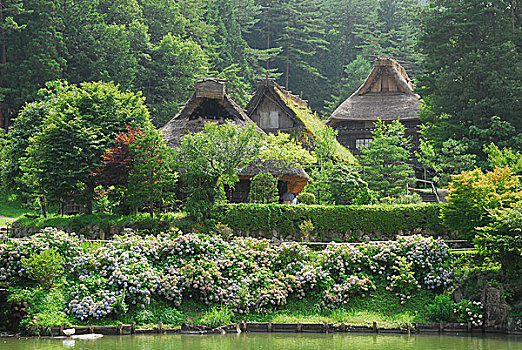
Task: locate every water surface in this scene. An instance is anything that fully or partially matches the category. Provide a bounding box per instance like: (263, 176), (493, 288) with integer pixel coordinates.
(2, 332), (522, 350)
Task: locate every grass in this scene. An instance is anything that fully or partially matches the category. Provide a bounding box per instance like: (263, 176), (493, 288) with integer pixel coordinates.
(0, 191), (37, 227)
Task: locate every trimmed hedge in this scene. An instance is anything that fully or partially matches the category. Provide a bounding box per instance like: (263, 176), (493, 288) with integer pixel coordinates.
(13, 212), (187, 237)
(212, 203), (446, 236)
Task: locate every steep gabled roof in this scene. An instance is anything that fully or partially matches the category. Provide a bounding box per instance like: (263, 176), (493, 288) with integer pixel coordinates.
(246, 79), (356, 164)
(161, 78), (309, 186)
(326, 57), (421, 125)
(161, 79), (258, 148)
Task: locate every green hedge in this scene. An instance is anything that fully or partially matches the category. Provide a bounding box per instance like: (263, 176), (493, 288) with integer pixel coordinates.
(14, 212), (187, 236)
(212, 203), (446, 236)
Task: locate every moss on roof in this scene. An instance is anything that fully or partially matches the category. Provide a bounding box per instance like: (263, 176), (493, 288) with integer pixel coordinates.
(273, 87), (357, 165)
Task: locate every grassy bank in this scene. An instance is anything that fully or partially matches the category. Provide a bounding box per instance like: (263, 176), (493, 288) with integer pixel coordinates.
(0, 192), (36, 227)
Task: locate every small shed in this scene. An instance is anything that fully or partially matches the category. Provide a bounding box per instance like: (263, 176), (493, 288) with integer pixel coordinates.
(325, 57), (421, 154)
(161, 78), (309, 202)
(246, 79), (356, 164)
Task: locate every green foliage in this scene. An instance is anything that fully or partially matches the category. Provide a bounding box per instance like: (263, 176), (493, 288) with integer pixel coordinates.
(475, 202), (522, 282)
(176, 122), (262, 220)
(159, 307), (184, 325)
(416, 138), (477, 186)
(304, 163), (373, 205)
(441, 167), (522, 235)
(361, 119), (414, 197)
(199, 306), (233, 328)
(7, 287), (72, 330)
(424, 295), (453, 322)
(298, 219), (314, 242)
(127, 129), (178, 216)
(484, 143), (522, 175)
(380, 194), (422, 205)
(454, 299), (483, 326)
(20, 248), (64, 289)
(297, 192), (316, 205)
(214, 203), (444, 237)
(9, 81), (153, 214)
(418, 0), (522, 159)
(248, 172), (278, 204)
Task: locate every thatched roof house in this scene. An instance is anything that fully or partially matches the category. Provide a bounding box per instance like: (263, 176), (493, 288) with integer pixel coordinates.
(161, 78), (309, 202)
(326, 57), (421, 153)
(161, 79), (257, 147)
(246, 79), (356, 164)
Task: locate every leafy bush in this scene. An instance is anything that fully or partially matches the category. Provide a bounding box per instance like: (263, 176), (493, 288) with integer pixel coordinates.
(475, 201), (522, 281)
(20, 248), (64, 289)
(380, 193), (422, 205)
(424, 295), (453, 322)
(442, 167), (522, 235)
(213, 203), (444, 237)
(199, 306), (233, 328)
(135, 309), (155, 324)
(305, 163), (373, 205)
(297, 192), (316, 205)
(160, 307), (184, 325)
(454, 299), (483, 326)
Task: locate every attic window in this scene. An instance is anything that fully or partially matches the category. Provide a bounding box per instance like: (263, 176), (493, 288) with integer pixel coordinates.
(260, 111), (279, 129)
(356, 139), (372, 149)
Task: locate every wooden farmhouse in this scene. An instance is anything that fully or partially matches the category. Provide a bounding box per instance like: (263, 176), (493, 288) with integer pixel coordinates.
(325, 57), (421, 155)
(161, 78), (309, 202)
(246, 78), (356, 164)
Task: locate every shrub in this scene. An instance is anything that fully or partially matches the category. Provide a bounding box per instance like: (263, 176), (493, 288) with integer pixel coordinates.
(160, 307), (184, 325)
(454, 299), (483, 326)
(20, 248), (64, 289)
(213, 203), (444, 237)
(424, 295), (453, 322)
(297, 192), (316, 205)
(380, 193), (422, 205)
(199, 306), (233, 328)
(475, 201), (522, 281)
(442, 167), (522, 235)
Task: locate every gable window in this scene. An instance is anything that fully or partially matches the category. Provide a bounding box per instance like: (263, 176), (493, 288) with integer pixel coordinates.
(269, 111), (279, 128)
(260, 111), (279, 129)
(356, 138), (372, 148)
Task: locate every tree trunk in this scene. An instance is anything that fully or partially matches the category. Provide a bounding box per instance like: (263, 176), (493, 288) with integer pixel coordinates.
(41, 196), (47, 218)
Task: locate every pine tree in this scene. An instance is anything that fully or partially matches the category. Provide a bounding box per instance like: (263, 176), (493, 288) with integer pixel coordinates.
(418, 0), (522, 158)
(361, 119), (414, 197)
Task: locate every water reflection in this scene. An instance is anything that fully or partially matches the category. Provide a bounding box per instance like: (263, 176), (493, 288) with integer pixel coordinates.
(1, 333), (522, 350)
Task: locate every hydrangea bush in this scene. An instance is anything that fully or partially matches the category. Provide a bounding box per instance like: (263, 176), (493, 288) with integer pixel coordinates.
(0, 229), (455, 321)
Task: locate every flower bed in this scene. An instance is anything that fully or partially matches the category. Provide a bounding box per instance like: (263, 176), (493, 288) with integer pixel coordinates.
(0, 229), (455, 324)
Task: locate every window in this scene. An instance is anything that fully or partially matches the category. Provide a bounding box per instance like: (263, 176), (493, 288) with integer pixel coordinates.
(356, 138), (372, 148)
(260, 111), (279, 129)
(269, 111), (279, 128)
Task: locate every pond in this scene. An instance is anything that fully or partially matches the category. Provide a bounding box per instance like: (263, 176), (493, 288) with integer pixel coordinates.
(2, 333), (522, 350)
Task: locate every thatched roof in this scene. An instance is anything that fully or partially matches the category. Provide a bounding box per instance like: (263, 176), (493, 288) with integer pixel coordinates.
(326, 57), (421, 125)
(246, 79), (356, 164)
(161, 79), (257, 148)
(161, 78), (309, 185)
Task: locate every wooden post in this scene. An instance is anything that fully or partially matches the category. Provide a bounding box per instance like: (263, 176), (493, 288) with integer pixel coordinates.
(89, 324), (94, 334)
(158, 321), (163, 333)
(297, 323), (302, 333)
(340, 322), (346, 332)
(373, 321), (377, 333)
(439, 322), (444, 333)
(414, 322), (419, 333)
(267, 322), (272, 332)
(131, 322), (136, 335)
(467, 321), (472, 332)
(60, 324), (65, 335)
(118, 323), (123, 335)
